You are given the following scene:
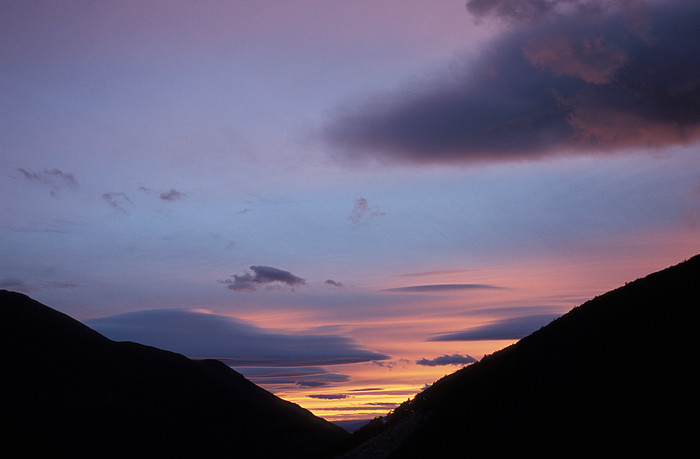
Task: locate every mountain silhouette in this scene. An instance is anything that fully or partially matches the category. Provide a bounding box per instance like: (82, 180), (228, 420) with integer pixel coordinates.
(334, 254), (699, 458)
(0, 290), (347, 458)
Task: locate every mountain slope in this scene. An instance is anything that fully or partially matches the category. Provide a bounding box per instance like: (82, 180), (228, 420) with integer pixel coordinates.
(336, 254), (699, 458)
(0, 290), (347, 458)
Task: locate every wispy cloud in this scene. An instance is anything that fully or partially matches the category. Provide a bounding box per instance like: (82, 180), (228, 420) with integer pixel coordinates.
(86, 309), (389, 367)
(219, 265), (307, 292)
(384, 284), (502, 293)
(325, 279), (344, 288)
(17, 168), (78, 196)
(398, 269), (477, 278)
(325, 0), (700, 164)
(429, 314), (560, 341)
(234, 366), (351, 388)
(348, 198), (386, 226)
(416, 353), (476, 367)
(308, 394), (349, 400)
(0, 278), (78, 293)
(101, 192), (133, 214)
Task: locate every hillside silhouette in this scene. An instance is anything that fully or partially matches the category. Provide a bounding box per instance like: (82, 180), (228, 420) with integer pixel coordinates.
(334, 254), (699, 458)
(0, 290), (347, 458)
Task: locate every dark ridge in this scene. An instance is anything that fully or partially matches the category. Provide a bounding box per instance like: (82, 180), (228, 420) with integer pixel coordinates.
(0, 290), (347, 458)
(333, 254), (699, 458)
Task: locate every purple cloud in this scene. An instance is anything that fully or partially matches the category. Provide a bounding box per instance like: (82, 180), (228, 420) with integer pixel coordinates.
(86, 309), (389, 367)
(325, 0), (700, 164)
(159, 189), (185, 201)
(233, 367), (351, 388)
(101, 192), (133, 214)
(416, 353), (477, 367)
(429, 314), (560, 341)
(219, 266), (306, 292)
(348, 198), (386, 226)
(384, 284), (502, 293)
(17, 168), (78, 186)
(325, 279), (344, 288)
(17, 168), (78, 196)
(0, 278), (78, 293)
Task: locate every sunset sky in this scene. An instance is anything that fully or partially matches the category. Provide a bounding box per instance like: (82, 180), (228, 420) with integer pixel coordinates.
(2, 0), (699, 422)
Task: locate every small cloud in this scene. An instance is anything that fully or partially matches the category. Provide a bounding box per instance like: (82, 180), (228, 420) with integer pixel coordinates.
(17, 168), (78, 196)
(101, 192), (133, 214)
(236, 208), (253, 215)
(219, 265), (306, 292)
(371, 358), (410, 370)
(429, 314), (560, 341)
(296, 381), (328, 387)
(308, 394), (349, 400)
(384, 284), (502, 293)
(325, 279), (344, 288)
(348, 198), (386, 226)
(416, 353), (477, 367)
(159, 189), (185, 201)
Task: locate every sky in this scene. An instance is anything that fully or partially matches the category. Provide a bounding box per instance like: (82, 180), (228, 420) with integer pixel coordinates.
(2, 0), (699, 422)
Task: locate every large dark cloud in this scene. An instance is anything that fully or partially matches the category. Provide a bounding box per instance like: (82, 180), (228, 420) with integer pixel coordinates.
(219, 266), (306, 292)
(325, 0), (700, 164)
(416, 353), (477, 367)
(429, 314), (560, 341)
(86, 309), (389, 367)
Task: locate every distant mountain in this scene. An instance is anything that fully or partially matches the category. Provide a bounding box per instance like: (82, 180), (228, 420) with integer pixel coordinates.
(334, 255), (699, 458)
(0, 291), (347, 458)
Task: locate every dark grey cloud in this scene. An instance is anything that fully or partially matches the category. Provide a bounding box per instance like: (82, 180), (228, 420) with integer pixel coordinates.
(308, 394), (349, 400)
(325, 0), (700, 164)
(219, 266), (306, 292)
(159, 189), (185, 201)
(416, 353), (477, 367)
(86, 309), (389, 367)
(348, 198), (386, 226)
(384, 283), (502, 293)
(429, 313), (560, 341)
(101, 192), (133, 214)
(325, 279), (344, 288)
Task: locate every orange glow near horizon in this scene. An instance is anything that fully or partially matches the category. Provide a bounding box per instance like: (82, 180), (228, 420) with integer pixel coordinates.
(225, 236), (698, 422)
